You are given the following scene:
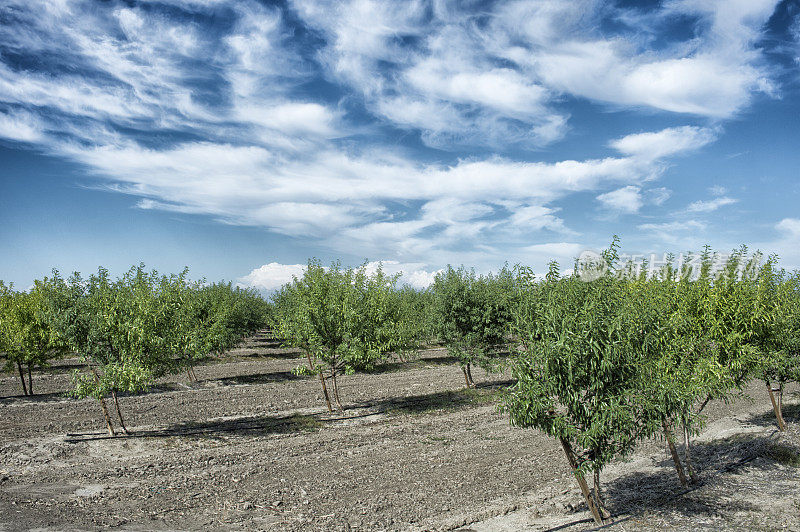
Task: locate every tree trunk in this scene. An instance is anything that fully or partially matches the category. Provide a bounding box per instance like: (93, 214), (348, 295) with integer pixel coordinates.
(99, 395), (116, 436)
(16, 362), (28, 396)
(27, 365), (33, 395)
(305, 351), (332, 413)
(592, 468), (610, 520)
(466, 363), (474, 387)
(461, 366), (472, 388)
(662, 418), (688, 487)
(331, 369), (343, 411)
(592, 469), (602, 511)
(111, 390), (130, 435)
(91, 368), (115, 436)
(682, 424), (698, 484)
(559, 437), (605, 525)
(766, 379), (787, 432)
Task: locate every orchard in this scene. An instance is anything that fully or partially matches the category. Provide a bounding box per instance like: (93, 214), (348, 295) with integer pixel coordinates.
(1, 245), (799, 527)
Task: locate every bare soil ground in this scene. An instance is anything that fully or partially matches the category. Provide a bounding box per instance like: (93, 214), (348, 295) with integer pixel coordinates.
(0, 331), (798, 531)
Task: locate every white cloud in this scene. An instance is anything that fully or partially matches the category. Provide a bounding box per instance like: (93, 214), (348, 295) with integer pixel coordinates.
(749, 218), (800, 271)
(639, 220), (706, 244)
(508, 205), (572, 233)
(240, 260), (440, 291)
(494, 0), (779, 118)
(685, 196), (738, 213)
(596, 184), (672, 216)
(403, 269), (439, 289)
(0, 109), (44, 143)
(793, 17), (800, 66)
(362, 260), (441, 289)
(53, 124), (707, 261)
(236, 103), (342, 138)
(295, 0), (779, 150)
(238, 262), (307, 291)
(645, 187), (672, 206)
(597, 186), (643, 214)
(0, 0), (782, 271)
(639, 220), (706, 232)
(609, 126), (718, 161)
(776, 218), (800, 238)
(292, 0), (567, 148)
(0, 0), (781, 158)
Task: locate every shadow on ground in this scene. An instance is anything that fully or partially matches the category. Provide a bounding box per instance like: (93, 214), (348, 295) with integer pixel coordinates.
(210, 370), (306, 386)
(746, 402), (800, 429)
(361, 353), (462, 375)
(64, 412), (322, 443)
(226, 346), (305, 360)
(0, 368), (311, 405)
(588, 429), (798, 528)
(352, 379), (513, 415)
(363, 350), (512, 377)
(532, 420), (799, 531)
(0, 390), (69, 405)
(63, 380), (515, 443)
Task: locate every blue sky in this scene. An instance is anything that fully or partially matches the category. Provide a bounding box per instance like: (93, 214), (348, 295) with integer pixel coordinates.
(1, 0), (799, 290)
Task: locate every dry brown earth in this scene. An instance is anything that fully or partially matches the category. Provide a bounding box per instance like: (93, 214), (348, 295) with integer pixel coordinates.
(0, 331), (798, 531)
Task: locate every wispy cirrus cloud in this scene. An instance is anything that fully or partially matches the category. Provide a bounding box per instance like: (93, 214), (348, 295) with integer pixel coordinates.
(292, 0), (779, 150)
(596, 185), (673, 216)
(609, 126), (720, 160)
(638, 219), (707, 246)
(292, 0), (567, 149)
(0, 0), (791, 277)
(492, 0), (779, 118)
(59, 125), (716, 264)
(685, 196), (739, 213)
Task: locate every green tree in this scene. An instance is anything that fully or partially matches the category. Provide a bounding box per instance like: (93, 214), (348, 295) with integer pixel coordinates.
(430, 265), (513, 388)
(273, 260), (413, 411)
(505, 244), (664, 524)
(0, 281), (64, 395)
(763, 270), (800, 430)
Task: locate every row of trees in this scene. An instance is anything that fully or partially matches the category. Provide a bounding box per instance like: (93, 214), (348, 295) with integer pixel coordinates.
(504, 241), (800, 524)
(3, 246), (798, 525)
(0, 265), (269, 434)
(271, 245), (799, 525)
(2, 258), (519, 417)
(270, 261), (517, 410)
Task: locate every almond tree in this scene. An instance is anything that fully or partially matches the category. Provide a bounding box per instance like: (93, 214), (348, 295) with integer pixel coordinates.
(43, 265), (269, 434)
(273, 260), (415, 411)
(430, 265), (513, 388)
(727, 255), (800, 432)
(634, 254), (729, 485)
(0, 281), (64, 395)
(763, 270), (800, 430)
(77, 266), (159, 435)
(505, 243), (663, 524)
(272, 279), (334, 411)
(632, 248), (785, 486)
(39, 267), (164, 435)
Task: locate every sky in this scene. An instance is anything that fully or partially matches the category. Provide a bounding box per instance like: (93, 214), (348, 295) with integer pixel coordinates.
(1, 0), (799, 292)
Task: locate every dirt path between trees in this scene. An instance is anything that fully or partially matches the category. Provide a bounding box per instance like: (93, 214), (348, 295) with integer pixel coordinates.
(1, 332), (798, 531)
